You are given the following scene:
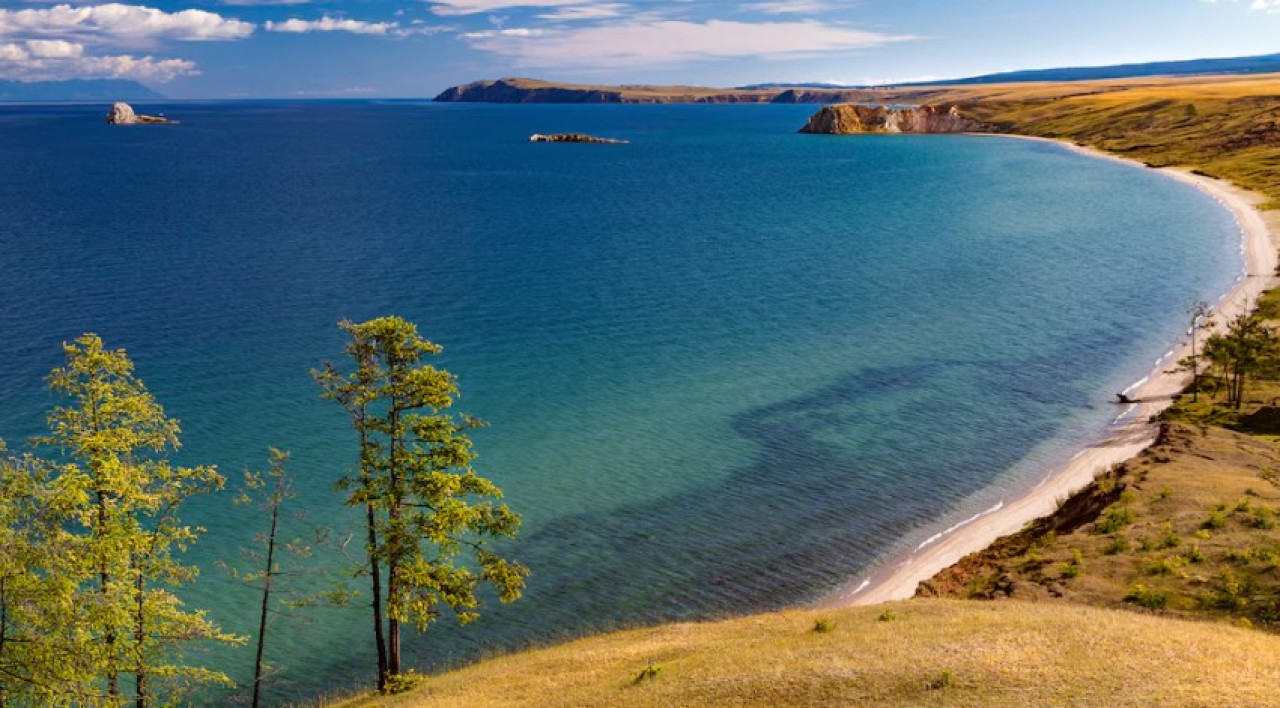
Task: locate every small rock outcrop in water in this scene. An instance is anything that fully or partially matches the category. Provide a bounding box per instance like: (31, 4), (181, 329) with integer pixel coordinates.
(529, 133), (628, 144)
(105, 102), (172, 125)
(799, 104), (995, 134)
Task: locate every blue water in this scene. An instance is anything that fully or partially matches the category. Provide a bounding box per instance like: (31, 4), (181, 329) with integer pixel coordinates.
(0, 102), (1242, 703)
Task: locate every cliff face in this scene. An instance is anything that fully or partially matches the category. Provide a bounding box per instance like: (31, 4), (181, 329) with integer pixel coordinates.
(799, 104), (997, 134)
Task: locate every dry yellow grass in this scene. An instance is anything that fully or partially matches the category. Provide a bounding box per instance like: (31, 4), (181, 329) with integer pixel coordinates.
(327, 599), (1280, 707)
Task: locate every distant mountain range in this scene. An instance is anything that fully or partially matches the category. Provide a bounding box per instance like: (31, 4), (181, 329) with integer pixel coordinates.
(0, 79), (164, 102)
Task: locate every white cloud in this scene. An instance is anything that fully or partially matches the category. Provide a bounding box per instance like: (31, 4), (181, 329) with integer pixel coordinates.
(265, 16), (397, 34)
(0, 40), (196, 81)
(25, 38), (84, 57)
(222, 0), (312, 5)
(462, 19), (912, 68)
(0, 4), (254, 45)
(535, 3), (628, 20)
(742, 1), (834, 14)
(429, 0), (596, 16)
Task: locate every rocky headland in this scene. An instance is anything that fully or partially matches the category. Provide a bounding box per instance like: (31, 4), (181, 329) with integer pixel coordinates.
(799, 103), (997, 134)
(105, 102), (173, 125)
(434, 78), (901, 104)
(529, 133), (628, 144)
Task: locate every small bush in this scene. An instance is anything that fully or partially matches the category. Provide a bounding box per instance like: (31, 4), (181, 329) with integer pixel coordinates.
(813, 618), (835, 633)
(1104, 536), (1131, 555)
(1203, 511), (1228, 530)
(633, 664), (663, 685)
(1097, 507), (1136, 534)
(1160, 527), (1182, 550)
(1186, 545), (1206, 564)
(383, 670), (424, 696)
(1252, 508), (1275, 530)
(1124, 584), (1169, 610)
(927, 670), (956, 691)
(1158, 487), (1173, 500)
(1195, 529), (1213, 540)
(1236, 498), (1253, 513)
(1144, 555), (1185, 576)
(877, 610), (898, 623)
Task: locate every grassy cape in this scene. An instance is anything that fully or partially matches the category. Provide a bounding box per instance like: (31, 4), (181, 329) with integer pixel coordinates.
(329, 72), (1280, 707)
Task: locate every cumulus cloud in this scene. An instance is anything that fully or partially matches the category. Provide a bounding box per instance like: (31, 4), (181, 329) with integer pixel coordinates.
(462, 19), (912, 68)
(265, 16), (397, 34)
(429, 0), (597, 16)
(0, 4), (254, 45)
(0, 39), (196, 81)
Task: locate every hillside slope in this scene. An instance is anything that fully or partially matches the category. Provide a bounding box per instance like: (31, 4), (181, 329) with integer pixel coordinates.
(328, 599), (1280, 707)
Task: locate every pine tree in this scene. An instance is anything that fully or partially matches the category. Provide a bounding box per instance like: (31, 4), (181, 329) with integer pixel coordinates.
(36, 334), (241, 707)
(315, 317), (528, 690)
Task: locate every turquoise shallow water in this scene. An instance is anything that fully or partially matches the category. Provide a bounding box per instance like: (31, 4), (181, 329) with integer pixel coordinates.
(0, 102), (1242, 702)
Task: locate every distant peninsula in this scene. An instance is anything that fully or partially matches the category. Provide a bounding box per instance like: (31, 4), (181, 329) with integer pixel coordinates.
(0, 79), (163, 102)
(433, 78), (896, 104)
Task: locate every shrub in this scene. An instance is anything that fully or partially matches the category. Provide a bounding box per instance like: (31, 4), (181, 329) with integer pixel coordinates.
(927, 670), (956, 691)
(813, 618), (835, 633)
(1186, 545), (1206, 564)
(1124, 584), (1168, 610)
(877, 610), (898, 623)
(1144, 555), (1185, 576)
(633, 664), (663, 685)
(1203, 511), (1228, 530)
(1103, 536), (1131, 555)
(383, 670), (424, 695)
(1252, 508), (1275, 530)
(1097, 507), (1136, 534)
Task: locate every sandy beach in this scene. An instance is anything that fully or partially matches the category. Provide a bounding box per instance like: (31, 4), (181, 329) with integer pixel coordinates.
(821, 136), (1280, 609)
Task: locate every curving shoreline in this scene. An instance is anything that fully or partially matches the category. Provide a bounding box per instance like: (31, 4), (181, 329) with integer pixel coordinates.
(820, 135), (1280, 608)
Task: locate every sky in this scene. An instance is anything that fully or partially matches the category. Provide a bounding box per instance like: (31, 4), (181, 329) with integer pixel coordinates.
(0, 0), (1277, 98)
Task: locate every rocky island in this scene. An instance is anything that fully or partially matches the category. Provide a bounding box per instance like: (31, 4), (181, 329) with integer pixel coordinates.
(529, 133), (629, 144)
(105, 102), (173, 125)
(799, 103), (996, 134)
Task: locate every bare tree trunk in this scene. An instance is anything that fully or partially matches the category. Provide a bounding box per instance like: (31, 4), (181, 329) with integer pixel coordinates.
(367, 503), (388, 691)
(134, 563), (146, 708)
(251, 487), (282, 708)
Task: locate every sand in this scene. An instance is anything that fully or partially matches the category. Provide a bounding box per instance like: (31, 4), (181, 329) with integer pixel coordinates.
(820, 136), (1280, 608)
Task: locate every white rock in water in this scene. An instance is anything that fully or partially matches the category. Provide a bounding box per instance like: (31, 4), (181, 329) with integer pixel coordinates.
(105, 102), (172, 125)
(106, 102), (139, 124)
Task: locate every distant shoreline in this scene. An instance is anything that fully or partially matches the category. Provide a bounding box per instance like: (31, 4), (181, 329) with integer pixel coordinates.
(819, 134), (1280, 608)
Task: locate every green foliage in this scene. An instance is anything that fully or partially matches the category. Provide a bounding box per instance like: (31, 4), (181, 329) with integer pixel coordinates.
(877, 609), (898, 622)
(1103, 536), (1131, 555)
(1124, 585), (1169, 610)
(1203, 510), (1228, 530)
(812, 618), (835, 633)
(633, 664), (662, 685)
(1201, 314), (1276, 410)
(0, 335), (240, 707)
(383, 669), (425, 695)
(1096, 506), (1135, 534)
(316, 317), (529, 686)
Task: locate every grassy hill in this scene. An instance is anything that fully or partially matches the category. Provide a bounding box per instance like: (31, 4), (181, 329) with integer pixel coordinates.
(326, 599), (1280, 707)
